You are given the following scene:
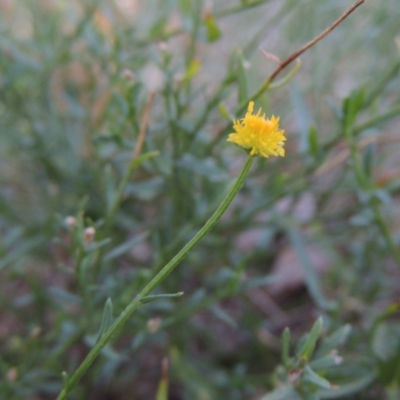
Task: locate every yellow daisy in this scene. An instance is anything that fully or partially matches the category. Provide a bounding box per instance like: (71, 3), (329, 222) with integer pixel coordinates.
(227, 101), (286, 158)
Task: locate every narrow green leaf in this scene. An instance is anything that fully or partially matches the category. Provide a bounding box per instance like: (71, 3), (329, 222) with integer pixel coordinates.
(104, 232), (149, 262)
(128, 150), (160, 175)
(209, 305), (237, 328)
(307, 126), (319, 158)
(62, 371), (69, 389)
(85, 238), (112, 253)
(181, 59), (200, 82)
(48, 288), (82, 306)
(237, 274), (278, 292)
(318, 370), (377, 399)
(140, 292), (184, 305)
(227, 258), (248, 294)
(302, 365), (331, 389)
(362, 140), (375, 177)
(176, 154), (228, 182)
(218, 102), (231, 120)
(316, 324), (351, 357)
(125, 176), (164, 201)
(96, 298), (113, 343)
(261, 386), (300, 400)
(309, 354), (342, 370)
(297, 318), (323, 363)
(342, 88), (365, 127)
(156, 378), (168, 400)
(282, 327), (291, 368)
(104, 164), (116, 212)
(204, 13), (221, 42)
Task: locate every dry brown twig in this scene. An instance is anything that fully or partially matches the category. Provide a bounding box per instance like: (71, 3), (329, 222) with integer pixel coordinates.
(265, 0), (365, 85)
(132, 91), (156, 160)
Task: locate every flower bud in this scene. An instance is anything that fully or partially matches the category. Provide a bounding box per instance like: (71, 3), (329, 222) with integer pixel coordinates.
(83, 227), (96, 244)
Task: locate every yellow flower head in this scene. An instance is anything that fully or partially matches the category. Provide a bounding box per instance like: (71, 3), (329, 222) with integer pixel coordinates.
(227, 101), (286, 158)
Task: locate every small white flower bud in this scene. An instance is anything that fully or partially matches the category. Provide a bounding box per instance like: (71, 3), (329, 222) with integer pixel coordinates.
(147, 317), (162, 333)
(65, 216), (77, 229)
(83, 227), (96, 244)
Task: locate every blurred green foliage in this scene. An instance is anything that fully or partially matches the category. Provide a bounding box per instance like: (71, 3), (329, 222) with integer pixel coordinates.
(1, 0), (400, 399)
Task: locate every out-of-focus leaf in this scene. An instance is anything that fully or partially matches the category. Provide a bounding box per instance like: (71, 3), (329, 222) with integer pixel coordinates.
(85, 238), (112, 253)
(48, 288), (82, 306)
(181, 59), (200, 82)
(318, 370), (377, 399)
(297, 318), (323, 363)
(104, 164), (116, 211)
(176, 154), (228, 182)
(282, 327), (291, 368)
(302, 365), (331, 389)
(140, 292), (184, 305)
(204, 12), (221, 42)
(342, 88), (365, 127)
(104, 232), (149, 262)
(209, 304), (237, 328)
(307, 126), (319, 158)
(316, 325), (351, 357)
(218, 102), (231, 120)
(126, 176), (164, 201)
(156, 376), (168, 400)
(0, 235), (46, 271)
(261, 386), (300, 400)
(236, 274), (278, 292)
(61, 371), (69, 390)
(372, 322), (400, 385)
(96, 298), (113, 343)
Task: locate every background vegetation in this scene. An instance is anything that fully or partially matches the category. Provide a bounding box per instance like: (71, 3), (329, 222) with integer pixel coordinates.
(1, 0), (400, 399)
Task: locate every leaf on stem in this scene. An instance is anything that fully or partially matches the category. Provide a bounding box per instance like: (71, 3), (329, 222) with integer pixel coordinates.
(96, 298), (113, 343)
(297, 317), (323, 363)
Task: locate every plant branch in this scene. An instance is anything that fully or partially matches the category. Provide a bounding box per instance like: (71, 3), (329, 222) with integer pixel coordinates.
(56, 156), (255, 400)
(233, 0), (365, 122)
(266, 0), (365, 85)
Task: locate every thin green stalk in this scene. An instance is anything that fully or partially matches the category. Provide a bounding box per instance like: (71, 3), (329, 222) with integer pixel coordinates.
(56, 155), (255, 400)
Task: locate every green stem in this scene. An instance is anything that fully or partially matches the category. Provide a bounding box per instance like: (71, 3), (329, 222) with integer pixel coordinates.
(56, 155), (255, 400)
